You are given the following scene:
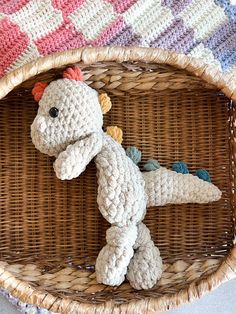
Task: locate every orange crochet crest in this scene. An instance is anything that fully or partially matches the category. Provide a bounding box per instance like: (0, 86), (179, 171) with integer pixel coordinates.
(63, 66), (83, 81)
(32, 82), (48, 102)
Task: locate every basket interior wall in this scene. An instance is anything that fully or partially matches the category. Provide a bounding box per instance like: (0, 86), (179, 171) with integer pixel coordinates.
(0, 62), (234, 267)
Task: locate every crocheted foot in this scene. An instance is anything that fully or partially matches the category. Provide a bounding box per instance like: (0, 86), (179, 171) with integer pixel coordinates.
(95, 225), (138, 286)
(127, 223), (163, 290)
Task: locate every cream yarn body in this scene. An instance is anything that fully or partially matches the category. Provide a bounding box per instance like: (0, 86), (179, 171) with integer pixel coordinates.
(96, 134), (147, 227)
(95, 134), (162, 289)
(31, 67), (222, 290)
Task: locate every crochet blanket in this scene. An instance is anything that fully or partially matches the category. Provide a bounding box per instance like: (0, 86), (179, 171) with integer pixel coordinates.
(0, 0), (236, 78)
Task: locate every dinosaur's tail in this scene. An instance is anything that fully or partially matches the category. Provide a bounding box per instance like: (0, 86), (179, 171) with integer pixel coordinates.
(143, 167), (222, 207)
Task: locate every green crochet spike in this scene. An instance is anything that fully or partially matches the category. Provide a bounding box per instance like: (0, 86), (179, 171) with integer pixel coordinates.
(143, 159), (160, 171)
(126, 146), (142, 164)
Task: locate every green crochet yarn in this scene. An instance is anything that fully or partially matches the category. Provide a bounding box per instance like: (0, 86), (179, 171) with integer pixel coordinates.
(172, 161), (189, 174)
(196, 169), (211, 182)
(143, 159), (160, 171)
(126, 146), (142, 165)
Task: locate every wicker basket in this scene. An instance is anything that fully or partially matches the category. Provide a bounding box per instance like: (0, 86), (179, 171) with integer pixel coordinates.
(0, 47), (235, 313)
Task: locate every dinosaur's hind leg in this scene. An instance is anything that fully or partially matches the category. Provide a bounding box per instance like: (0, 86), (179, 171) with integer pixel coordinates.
(127, 223), (163, 289)
(95, 225), (138, 286)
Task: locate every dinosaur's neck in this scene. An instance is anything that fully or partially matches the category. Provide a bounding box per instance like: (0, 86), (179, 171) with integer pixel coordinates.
(94, 132), (145, 187)
(95, 133), (124, 163)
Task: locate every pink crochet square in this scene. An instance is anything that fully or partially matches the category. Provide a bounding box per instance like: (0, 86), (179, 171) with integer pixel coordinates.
(35, 21), (86, 55)
(106, 0), (138, 13)
(0, 17), (29, 77)
(0, 0), (29, 14)
(52, 0), (85, 17)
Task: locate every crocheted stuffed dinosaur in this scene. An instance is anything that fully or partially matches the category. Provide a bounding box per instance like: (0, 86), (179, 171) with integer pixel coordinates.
(31, 66), (222, 290)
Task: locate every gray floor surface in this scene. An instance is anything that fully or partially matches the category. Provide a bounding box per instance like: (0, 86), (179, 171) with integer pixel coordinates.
(0, 279), (235, 313)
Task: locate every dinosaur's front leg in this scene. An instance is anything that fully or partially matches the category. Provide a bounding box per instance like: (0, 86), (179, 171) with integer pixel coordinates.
(127, 223), (163, 289)
(96, 224), (138, 286)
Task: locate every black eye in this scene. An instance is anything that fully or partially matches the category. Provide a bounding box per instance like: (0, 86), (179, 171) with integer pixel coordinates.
(49, 107), (59, 118)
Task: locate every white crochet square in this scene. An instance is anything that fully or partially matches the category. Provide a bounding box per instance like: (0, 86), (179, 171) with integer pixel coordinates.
(10, 0), (63, 41)
(69, 0), (117, 41)
(123, 0), (173, 45)
(180, 0), (228, 41)
(188, 43), (222, 70)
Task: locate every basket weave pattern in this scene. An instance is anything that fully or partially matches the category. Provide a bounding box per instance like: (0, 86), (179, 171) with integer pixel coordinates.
(0, 47), (235, 313)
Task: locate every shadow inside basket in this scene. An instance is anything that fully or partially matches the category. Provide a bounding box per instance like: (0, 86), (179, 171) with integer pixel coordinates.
(0, 62), (234, 301)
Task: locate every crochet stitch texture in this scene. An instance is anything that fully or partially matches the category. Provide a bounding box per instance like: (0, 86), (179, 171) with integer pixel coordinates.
(31, 68), (222, 290)
(0, 0), (236, 77)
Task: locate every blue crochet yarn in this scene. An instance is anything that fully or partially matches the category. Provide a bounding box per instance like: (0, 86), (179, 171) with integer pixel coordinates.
(143, 159), (160, 171)
(214, 0), (236, 22)
(126, 146), (141, 164)
(172, 161), (189, 174)
(196, 169), (211, 182)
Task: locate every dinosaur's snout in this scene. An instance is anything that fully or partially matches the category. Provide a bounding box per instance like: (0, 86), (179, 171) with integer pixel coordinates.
(33, 116), (47, 133)
(31, 115), (60, 157)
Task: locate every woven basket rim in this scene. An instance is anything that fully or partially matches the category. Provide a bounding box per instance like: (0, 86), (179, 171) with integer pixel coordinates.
(0, 46), (235, 313)
(0, 46), (236, 100)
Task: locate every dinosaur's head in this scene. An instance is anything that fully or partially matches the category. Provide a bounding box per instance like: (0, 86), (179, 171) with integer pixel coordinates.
(31, 67), (111, 157)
